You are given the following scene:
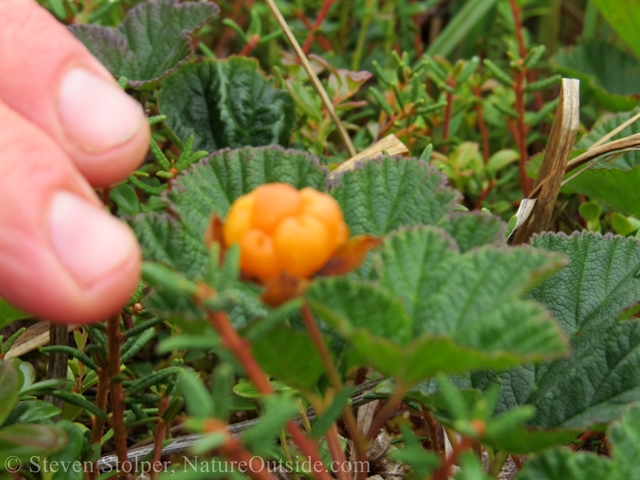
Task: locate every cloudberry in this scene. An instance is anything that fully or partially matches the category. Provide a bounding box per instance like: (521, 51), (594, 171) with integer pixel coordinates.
(223, 183), (349, 280)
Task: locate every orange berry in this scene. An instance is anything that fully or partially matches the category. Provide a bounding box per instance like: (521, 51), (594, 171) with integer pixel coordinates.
(253, 183), (301, 233)
(274, 214), (332, 278)
(223, 194), (255, 246)
(239, 229), (281, 280)
(223, 184), (350, 281)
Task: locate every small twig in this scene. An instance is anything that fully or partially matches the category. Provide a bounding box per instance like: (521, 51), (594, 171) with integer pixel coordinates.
(590, 112), (640, 149)
(265, 0), (356, 156)
(44, 324), (68, 410)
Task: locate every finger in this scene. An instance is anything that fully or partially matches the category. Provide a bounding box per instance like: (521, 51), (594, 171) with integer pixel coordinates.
(0, 0), (150, 187)
(0, 102), (141, 324)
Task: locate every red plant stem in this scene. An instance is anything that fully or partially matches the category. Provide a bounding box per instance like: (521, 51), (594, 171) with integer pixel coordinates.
(509, 0), (527, 59)
(150, 396), (170, 480)
(300, 304), (367, 476)
(430, 435), (474, 480)
(301, 0), (337, 53)
(442, 80), (456, 153)
(240, 34), (261, 56)
(475, 179), (497, 210)
(107, 314), (129, 480)
(325, 424), (352, 480)
(513, 68), (531, 194)
(472, 86), (490, 163)
(421, 406), (443, 461)
(511, 454), (523, 469)
(366, 384), (408, 441)
(206, 310), (333, 480)
(91, 368), (110, 444)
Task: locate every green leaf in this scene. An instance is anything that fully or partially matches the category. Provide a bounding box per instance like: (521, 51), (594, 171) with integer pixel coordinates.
(608, 403), (640, 479)
(166, 146), (327, 238)
(0, 298), (31, 330)
(158, 58), (296, 151)
(515, 447), (613, 480)
(378, 228), (566, 348)
(563, 165), (640, 218)
(251, 325), (325, 392)
(551, 40), (640, 112)
(516, 403), (640, 480)
(474, 232), (640, 429)
(49, 421), (86, 480)
(440, 211), (506, 253)
(241, 394), (298, 455)
(69, 0), (219, 87)
(3, 401), (61, 426)
(307, 231), (568, 386)
(110, 184), (141, 216)
(0, 361), (19, 427)
(178, 369), (213, 419)
(0, 423), (68, 464)
(329, 156), (459, 236)
(589, 0), (640, 58)
(575, 107), (640, 170)
(311, 387), (354, 438)
(425, 0), (497, 58)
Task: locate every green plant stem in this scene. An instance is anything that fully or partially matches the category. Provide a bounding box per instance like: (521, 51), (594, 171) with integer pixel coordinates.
(206, 309), (333, 480)
(488, 449), (510, 476)
(107, 314), (129, 479)
(352, 0), (376, 71)
(366, 383), (408, 442)
(300, 304), (368, 474)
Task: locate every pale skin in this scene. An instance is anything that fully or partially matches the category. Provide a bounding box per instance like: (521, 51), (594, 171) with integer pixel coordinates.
(0, 0), (150, 323)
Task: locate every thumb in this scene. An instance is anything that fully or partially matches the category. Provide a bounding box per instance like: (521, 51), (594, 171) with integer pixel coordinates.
(0, 103), (141, 324)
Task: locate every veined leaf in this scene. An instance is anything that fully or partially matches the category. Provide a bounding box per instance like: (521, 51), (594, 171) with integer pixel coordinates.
(590, 0), (640, 58)
(159, 58), (296, 152)
(575, 107), (640, 170)
(251, 325), (325, 392)
(70, 0), (219, 87)
(473, 232), (640, 429)
(515, 403), (640, 480)
(563, 165), (640, 217)
(551, 40), (640, 112)
(308, 228), (567, 385)
(330, 156), (459, 236)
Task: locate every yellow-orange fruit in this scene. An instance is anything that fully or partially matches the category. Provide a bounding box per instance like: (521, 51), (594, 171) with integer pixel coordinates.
(239, 229), (281, 280)
(222, 194), (254, 246)
(274, 214), (332, 278)
(223, 183), (349, 281)
(253, 183), (301, 233)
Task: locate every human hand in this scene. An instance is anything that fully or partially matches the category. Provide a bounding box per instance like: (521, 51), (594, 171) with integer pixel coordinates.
(0, 0), (150, 323)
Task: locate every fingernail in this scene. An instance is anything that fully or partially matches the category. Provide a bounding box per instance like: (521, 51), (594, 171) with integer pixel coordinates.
(49, 191), (138, 286)
(57, 68), (144, 152)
